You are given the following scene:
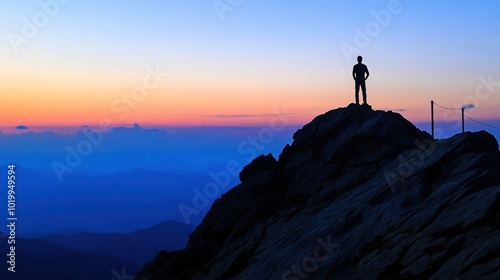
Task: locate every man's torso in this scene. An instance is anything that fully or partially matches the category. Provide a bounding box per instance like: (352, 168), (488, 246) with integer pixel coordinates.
(353, 63), (367, 81)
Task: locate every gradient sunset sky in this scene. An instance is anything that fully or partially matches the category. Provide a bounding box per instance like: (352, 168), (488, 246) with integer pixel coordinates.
(1, 0), (499, 128)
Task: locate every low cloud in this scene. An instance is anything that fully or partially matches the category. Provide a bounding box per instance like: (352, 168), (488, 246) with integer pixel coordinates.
(203, 113), (297, 118)
(381, 108), (407, 112)
(15, 125), (28, 130)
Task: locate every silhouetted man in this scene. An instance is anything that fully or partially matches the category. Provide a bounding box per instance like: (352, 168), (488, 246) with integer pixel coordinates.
(352, 56), (369, 105)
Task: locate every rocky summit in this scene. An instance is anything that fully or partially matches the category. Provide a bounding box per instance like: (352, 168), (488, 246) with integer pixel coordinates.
(135, 104), (500, 280)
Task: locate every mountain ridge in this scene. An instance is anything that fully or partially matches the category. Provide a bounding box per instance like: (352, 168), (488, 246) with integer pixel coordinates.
(135, 104), (500, 280)
(41, 220), (194, 265)
(0, 237), (139, 280)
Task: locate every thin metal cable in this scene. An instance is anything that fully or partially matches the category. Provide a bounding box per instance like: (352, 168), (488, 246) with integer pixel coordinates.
(464, 115), (500, 130)
(433, 101), (499, 130)
(433, 101), (462, 111)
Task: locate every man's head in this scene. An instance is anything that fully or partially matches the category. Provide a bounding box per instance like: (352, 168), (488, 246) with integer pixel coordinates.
(357, 56), (363, 63)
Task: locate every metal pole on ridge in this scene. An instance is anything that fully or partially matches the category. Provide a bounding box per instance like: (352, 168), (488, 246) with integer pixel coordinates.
(462, 107), (465, 133)
(431, 100), (434, 138)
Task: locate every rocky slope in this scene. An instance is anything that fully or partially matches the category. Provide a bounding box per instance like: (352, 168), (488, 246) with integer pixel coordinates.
(135, 104), (500, 280)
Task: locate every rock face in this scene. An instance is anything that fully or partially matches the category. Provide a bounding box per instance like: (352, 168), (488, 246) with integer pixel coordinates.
(135, 104), (500, 280)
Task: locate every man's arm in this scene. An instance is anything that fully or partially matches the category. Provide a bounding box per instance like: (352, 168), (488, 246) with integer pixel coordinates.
(365, 66), (370, 80)
(352, 66), (356, 80)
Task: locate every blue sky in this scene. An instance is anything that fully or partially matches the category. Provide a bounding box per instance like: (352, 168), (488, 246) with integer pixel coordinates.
(1, 0), (499, 127)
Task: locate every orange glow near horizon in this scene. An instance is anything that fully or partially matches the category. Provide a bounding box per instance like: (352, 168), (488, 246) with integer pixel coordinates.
(1, 59), (498, 128)
(0, 70), (348, 127)
(2, 76), (494, 128)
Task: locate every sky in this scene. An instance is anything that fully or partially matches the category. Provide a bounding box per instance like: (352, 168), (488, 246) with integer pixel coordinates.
(1, 0), (499, 129)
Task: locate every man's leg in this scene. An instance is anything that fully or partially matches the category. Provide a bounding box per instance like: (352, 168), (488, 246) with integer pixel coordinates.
(361, 81), (367, 104)
(355, 81), (360, 104)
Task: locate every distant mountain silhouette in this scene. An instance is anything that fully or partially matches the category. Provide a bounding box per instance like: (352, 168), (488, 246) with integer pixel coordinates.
(0, 237), (139, 280)
(135, 104), (500, 279)
(20, 228), (102, 238)
(0, 124), (295, 174)
(0, 220), (192, 279)
(2, 166), (225, 233)
(41, 220), (194, 265)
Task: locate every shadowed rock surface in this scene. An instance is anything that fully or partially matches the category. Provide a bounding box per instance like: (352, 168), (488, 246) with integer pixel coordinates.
(135, 104), (500, 280)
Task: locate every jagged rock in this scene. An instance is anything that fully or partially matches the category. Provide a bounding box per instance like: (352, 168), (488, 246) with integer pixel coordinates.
(135, 105), (500, 280)
(239, 153), (277, 183)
